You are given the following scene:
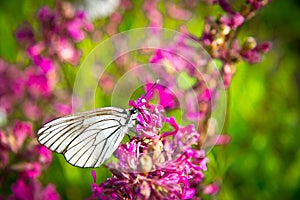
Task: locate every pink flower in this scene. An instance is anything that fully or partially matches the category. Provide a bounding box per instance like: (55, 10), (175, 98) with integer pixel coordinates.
(166, 2), (192, 21)
(52, 103), (72, 115)
(15, 23), (35, 46)
(92, 95), (207, 199)
(241, 49), (261, 64)
(220, 13), (244, 28)
(52, 38), (81, 65)
(22, 100), (42, 121)
(13, 121), (33, 149)
(27, 42), (45, 58)
(11, 178), (35, 200)
(37, 6), (55, 24)
(22, 162), (42, 179)
(150, 49), (190, 72)
(203, 183), (219, 195)
(248, 0), (271, 9)
(183, 188), (196, 199)
(11, 178), (60, 200)
(67, 19), (86, 42)
(26, 69), (52, 98)
(41, 184), (60, 200)
(17, 3), (93, 68)
(145, 83), (176, 109)
(67, 12), (93, 42)
(33, 56), (55, 73)
(256, 41), (272, 53)
(38, 146), (53, 165)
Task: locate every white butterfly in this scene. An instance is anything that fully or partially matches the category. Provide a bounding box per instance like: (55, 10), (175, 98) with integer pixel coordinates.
(37, 106), (138, 168)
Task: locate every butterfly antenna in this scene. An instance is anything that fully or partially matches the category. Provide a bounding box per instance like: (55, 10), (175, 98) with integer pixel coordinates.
(143, 79), (160, 100)
(134, 80), (159, 113)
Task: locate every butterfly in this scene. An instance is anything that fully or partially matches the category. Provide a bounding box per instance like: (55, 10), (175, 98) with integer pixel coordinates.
(36, 81), (158, 168)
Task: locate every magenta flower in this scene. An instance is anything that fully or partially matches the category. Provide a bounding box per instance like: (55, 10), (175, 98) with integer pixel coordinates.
(143, 0), (163, 28)
(27, 42), (45, 58)
(17, 1), (93, 68)
(10, 178), (60, 200)
(26, 69), (52, 98)
(15, 23), (35, 46)
(22, 162), (42, 179)
(22, 100), (42, 121)
(13, 121), (33, 150)
(52, 102), (72, 115)
(149, 37), (217, 121)
(33, 56), (55, 73)
(52, 37), (81, 65)
(41, 184), (61, 200)
(198, 1), (271, 86)
(90, 92), (211, 199)
(1, 2), (94, 200)
(36, 146), (53, 165)
(220, 13), (244, 28)
(0, 60), (25, 114)
(248, 0), (271, 10)
(11, 178), (35, 200)
(67, 11), (94, 42)
(203, 183), (219, 195)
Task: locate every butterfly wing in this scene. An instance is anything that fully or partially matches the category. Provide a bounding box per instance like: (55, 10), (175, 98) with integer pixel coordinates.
(37, 107), (130, 168)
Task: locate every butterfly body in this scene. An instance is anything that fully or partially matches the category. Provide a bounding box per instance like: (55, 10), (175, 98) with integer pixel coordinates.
(37, 107), (138, 168)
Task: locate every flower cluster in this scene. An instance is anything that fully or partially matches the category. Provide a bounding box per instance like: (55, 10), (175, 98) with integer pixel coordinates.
(200, 0), (272, 87)
(143, 0), (163, 28)
(90, 94), (211, 199)
(149, 37), (217, 134)
(0, 1), (94, 199)
(0, 121), (59, 199)
(16, 1), (93, 69)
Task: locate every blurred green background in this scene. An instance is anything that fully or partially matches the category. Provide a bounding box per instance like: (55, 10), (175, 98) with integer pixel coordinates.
(0, 0), (299, 199)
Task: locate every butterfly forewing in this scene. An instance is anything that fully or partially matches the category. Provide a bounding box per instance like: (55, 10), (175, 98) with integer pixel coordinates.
(37, 107), (133, 168)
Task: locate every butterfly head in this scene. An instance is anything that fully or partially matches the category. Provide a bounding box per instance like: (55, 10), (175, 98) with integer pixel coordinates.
(128, 80), (160, 125)
(129, 107), (138, 119)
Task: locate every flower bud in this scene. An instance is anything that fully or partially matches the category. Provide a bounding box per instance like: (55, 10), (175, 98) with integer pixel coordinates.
(243, 37), (257, 50)
(138, 155), (153, 173)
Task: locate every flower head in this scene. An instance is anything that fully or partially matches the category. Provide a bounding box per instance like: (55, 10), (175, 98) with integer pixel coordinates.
(91, 90), (209, 199)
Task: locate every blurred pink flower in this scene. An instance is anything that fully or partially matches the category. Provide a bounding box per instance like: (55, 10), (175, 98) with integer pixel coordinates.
(27, 42), (45, 58)
(23, 100), (42, 121)
(52, 103), (72, 115)
(145, 83), (176, 109)
(41, 184), (60, 200)
(143, 0), (163, 28)
(17, 2), (93, 68)
(256, 41), (272, 53)
(22, 162), (42, 179)
(67, 11), (94, 42)
(13, 121), (33, 149)
(37, 146), (53, 165)
(52, 38), (81, 65)
(203, 183), (219, 195)
(33, 56), (55, 73)
(10, 178), (60, 200)
(26, 68), (52, 98)
(11, 178), (35, 200)
(15, 23), (35, 46)
(166, 2), (192, 21)
(220, 13), (245, 28)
